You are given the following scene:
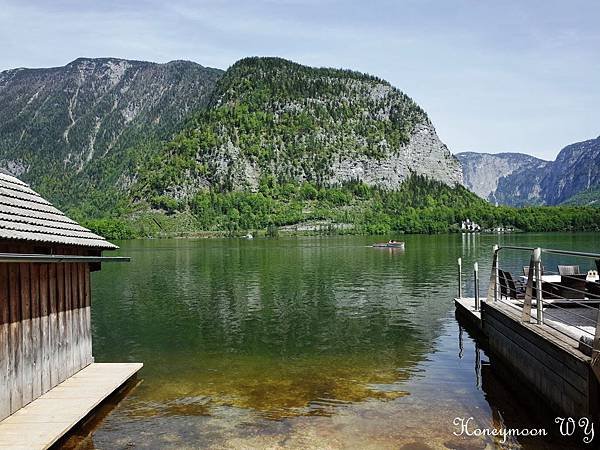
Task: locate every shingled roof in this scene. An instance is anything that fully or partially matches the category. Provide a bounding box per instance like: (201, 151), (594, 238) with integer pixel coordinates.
(0, 171), (117, 250)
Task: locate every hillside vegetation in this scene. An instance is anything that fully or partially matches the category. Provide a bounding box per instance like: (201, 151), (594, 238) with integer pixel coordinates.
(81, 174), (600, 239)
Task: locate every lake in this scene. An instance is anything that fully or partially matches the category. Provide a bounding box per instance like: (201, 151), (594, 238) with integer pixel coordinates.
(63, 233), (600, 449)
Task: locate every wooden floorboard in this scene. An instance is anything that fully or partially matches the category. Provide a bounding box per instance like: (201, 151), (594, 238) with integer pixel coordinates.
(454, 297), (483, 331)
(0, 362), (142, 449)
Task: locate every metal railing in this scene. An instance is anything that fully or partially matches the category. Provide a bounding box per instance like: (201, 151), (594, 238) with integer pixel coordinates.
(483, 245), (600, 378)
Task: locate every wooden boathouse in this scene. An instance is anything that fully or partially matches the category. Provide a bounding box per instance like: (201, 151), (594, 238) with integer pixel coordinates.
(0, 170), (141, 448)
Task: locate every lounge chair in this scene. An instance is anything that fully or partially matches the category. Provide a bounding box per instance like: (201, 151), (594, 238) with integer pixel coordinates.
(557, 276), (587, 299)
(504, 271), (525, 299)
(587, 281), (600, 299)
(523, 265), (545, 277)
(498, 269), (508, 299)
(557, 265), (581, 276)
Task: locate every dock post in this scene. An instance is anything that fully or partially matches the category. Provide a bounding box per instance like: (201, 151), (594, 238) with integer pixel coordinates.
(534, 247), (543, 324)
(457, 258), (463, 299)
(474, 262), (480, 310)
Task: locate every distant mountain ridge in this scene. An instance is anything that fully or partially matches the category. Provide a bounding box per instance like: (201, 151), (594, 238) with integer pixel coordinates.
(543, 136), (600, 205)
(0, 57), (223, 211)
(456, 135), (600, 206)
(456, 152), (548, 204)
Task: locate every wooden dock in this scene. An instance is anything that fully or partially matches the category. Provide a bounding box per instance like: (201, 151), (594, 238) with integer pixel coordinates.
(454, 297), (482, 332)
(455, 295), (599, 417)
(0, 362), (142, 450)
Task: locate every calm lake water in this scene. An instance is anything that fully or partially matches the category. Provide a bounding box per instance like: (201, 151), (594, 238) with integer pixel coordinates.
(64, 233), (600, 449)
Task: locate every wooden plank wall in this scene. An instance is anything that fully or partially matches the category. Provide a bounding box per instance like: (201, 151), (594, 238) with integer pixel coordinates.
(0, 264), (9, 420)
(0, 262), (92, 421)
(483, 301), (595, 416)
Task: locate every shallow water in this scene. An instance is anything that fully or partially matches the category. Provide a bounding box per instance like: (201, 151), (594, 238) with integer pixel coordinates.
(63, 233), (600, 449)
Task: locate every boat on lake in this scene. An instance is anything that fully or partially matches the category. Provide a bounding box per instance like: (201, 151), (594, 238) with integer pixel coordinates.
(371, 241), (405, 249)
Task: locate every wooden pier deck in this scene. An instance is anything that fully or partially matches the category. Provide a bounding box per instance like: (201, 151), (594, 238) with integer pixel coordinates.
(454, 297), (482, 332)
(455, 296), (599, 417)
(0, 362), (142, 450)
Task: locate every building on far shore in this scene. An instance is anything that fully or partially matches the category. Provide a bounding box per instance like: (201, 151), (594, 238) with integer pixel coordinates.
(461, 218), (481, 232)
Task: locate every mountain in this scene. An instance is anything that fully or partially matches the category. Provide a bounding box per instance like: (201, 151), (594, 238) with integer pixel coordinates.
(0, 57), (223, 210)
(135, 57), (462, 201)
(543, 136), (600, 205)
(562, 186), (600, 206)
(0, 55), (479, 236)
(457, 136), (600, 206)
(456, 152), (548, 205)
(0, 56), (464, 221)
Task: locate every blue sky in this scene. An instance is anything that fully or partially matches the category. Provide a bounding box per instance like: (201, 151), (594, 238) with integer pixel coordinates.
(1, 0), (598, 159)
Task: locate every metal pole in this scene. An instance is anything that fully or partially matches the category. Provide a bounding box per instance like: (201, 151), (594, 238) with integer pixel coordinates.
(522, 253), (535, 323)
(592, 309), (600, 381)
(534, 247), (543, 324)
(495, 245), (499, 302)
(457, 257), (463, 299)
(474, 262), (480, 310)
(487, 244), (499, 303)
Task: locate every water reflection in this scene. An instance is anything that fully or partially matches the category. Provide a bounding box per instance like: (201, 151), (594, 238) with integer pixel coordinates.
(92, 237), (447, 418)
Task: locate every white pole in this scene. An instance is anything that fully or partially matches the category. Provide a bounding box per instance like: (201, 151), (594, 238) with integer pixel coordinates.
(534, 248), (543, 324)
(458, 257), (463, 298)
(474, 262), (480, 311)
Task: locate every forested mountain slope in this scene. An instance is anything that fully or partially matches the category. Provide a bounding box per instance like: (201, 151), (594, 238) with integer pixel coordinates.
(0, 57), (223, 211)
(135, 57), (463, 202)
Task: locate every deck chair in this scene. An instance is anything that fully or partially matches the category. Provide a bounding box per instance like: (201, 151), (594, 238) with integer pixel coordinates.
(557, 276), (587, 299)
(523, 265), (545, 277)
(498, 269), (508, 299)
(504, 271), (525, 299)
(587, 281), (600, 299)
(557, 265), (581, 276)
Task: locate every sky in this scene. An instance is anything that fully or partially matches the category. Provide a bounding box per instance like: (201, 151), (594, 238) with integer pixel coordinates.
(1, 0), (598, 160)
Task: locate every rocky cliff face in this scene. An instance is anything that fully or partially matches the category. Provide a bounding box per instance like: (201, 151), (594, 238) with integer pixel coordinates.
(457, 136), (600, 206)
(0, 57), (222, 207)
(138, 57), (462, 200)
(331, 123), (461, 189)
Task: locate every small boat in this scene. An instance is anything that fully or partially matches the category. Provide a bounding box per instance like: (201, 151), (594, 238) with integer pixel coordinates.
(371, 241), (405, 249)
(243, 233), (254, 240)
